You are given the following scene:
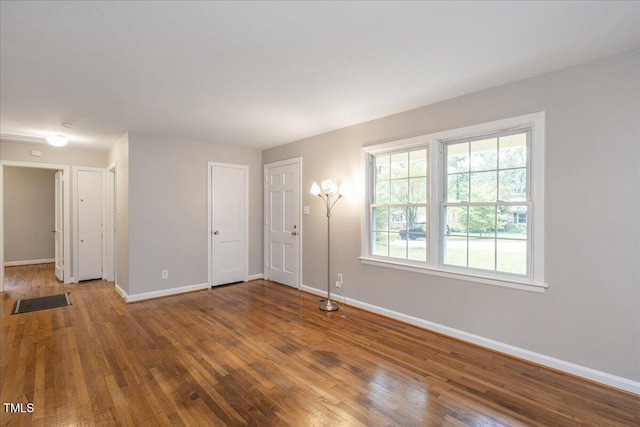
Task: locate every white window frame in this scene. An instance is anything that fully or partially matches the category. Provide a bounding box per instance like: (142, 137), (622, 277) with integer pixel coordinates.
(361, 112), (546, 293)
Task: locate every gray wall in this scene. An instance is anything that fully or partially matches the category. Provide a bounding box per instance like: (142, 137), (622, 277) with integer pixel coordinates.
(107, 133), (130, 293)
(127, 133), (263, 296)
(0, 140), (107, 168)
(3, 167), (56, 263)
(263, 50), (640, 382)
(1, 140), (108, 276)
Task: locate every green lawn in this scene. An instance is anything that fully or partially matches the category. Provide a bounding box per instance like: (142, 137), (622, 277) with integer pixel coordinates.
(373, 234), (527, 275)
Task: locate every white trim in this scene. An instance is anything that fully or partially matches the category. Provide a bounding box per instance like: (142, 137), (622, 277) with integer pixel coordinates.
(361, 112), (546, 290)
(106, 162), (117, 282)
(263, 157), (303, 290)
(247, 273), (264, 281)
(0, 160), (72, 291)
(207, 162), (249, 287)
(114, 283), (127, 300)
(299, 283), (639, 395)
(4, 258), (55, 267)
(73, 166), (107, 282)
(121, 282), (209, 303)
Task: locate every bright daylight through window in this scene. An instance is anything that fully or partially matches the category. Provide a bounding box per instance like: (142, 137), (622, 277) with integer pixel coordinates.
(372, 148), (429, 262)
(443, 131), (529, 275)
(362, 113), (546, 291)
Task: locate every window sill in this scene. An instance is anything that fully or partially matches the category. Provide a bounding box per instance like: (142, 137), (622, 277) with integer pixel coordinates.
(359, 256), (548, 293)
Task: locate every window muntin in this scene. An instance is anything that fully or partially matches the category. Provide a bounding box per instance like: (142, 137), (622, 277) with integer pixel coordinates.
(371, 148), (428, 262)
(443, 130), (530, 276)
(361, 112), (545, 291)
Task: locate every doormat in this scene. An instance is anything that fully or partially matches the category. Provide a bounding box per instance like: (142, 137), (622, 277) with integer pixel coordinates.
(11, 293), (71, 315)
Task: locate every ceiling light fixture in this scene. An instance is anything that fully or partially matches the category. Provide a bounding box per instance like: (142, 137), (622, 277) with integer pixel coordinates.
(46, 134), (68, 147)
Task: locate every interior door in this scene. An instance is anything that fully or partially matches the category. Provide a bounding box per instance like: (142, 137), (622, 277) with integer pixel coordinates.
(54, 170), (64, 281)
(211, 165), (246, 286)
(78, 170), (103, 281)
(265, 162), (300, 288)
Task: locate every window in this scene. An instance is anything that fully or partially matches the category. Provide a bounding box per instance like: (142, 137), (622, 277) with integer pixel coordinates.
(371, 148), (428, 262)
(443, 130), (529, 276)
(361, 113), (546, 291)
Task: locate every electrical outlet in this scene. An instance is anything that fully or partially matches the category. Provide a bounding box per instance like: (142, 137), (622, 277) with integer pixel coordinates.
(337, 273), (343, 282)
(162, 270), (168, 279)
(335, 280), (342, 289)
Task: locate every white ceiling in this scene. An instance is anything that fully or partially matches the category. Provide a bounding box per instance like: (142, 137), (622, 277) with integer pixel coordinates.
(1, 1), (639, 151)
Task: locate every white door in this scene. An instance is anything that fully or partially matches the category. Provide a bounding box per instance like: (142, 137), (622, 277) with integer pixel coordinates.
(78, 170), (103, 281)
(54, 170), (64, 281)
(210, 164), (246, 286)
(265, 161), (300, 288)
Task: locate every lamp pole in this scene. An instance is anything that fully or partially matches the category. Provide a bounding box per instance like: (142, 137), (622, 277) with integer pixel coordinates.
(311, 180), (343, 312)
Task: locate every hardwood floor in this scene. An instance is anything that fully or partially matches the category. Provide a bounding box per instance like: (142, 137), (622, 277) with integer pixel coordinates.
(1, 264), (638, 426)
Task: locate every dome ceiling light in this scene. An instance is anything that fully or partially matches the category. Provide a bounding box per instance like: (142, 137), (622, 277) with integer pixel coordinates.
(46, 134), (68, 147)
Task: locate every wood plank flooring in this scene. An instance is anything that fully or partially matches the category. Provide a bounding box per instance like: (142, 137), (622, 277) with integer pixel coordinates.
(1, 264), (638, 426)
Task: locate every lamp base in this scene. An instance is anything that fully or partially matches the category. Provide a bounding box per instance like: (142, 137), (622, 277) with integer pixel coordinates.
(319, 299), (339, 312)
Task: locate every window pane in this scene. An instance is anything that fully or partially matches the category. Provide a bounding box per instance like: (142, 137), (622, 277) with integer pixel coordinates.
(497, 206), (527, 239)
(409, 177), (427, 203)
(447, 142), (469, 174)
(470, 138), (497, 172)
(467, 206), (496, 237)
(390, 179), (408, 204)
(409, 149), (427, 177)
(447, 173), (469, 202)
(372, 232), (389, 257)
(372, 207), (388, 231)
(388, 232), (407, 259)
(391, 152), (409, 178)
(470, 171), (497, 202)
(375, 180), (390, 204)
(444, 235), (467, 267)
(497, 239), (527, 274)
(445, 206), (467, 235)
(469, 238), (495, 271)
(499, 169), (527, 201)
(390, 207), (406, 231)
(499, 133), (527, 169)
(376, 155), (390, 181)
(409, 206), (427, 228)
(408, 237), (427, 262)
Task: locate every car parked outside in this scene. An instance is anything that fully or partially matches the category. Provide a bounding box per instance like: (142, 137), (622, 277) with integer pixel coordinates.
(398, 223), (450, 240)
(399, 222), (426, 240)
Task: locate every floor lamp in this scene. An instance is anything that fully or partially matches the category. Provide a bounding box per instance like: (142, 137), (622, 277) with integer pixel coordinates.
(310, 179), (344, 311)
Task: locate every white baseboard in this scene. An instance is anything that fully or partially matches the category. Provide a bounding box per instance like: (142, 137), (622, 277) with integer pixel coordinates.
(247, 273), (264, 281)
(114, 283), (127, 300)
(300, 284), (640, 395)
(122, 282), (209, 303)
(4, 258), (55, 266)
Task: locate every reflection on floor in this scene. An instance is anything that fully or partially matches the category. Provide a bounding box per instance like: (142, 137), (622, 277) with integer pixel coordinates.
(1, 263), (639, 426)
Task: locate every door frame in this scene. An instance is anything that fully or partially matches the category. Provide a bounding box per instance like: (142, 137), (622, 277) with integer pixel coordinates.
(73, 166), (107, 281)
(207, 162), (249, 287)
(0, 160), (71, 291)
(106, 162), (117, 282)
(54, 170), (64, 281)
(263, 157), (302, 289)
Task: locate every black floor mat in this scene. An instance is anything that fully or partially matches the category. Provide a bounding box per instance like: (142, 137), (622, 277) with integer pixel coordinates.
(11, 293), (71, 315)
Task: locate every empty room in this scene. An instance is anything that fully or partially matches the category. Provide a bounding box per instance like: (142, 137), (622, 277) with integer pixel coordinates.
(1, 1), (639, 426)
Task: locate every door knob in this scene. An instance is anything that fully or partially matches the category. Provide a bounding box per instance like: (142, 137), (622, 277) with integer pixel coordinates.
(213, 230), (219, 235)
(291, 231), (298, 236)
